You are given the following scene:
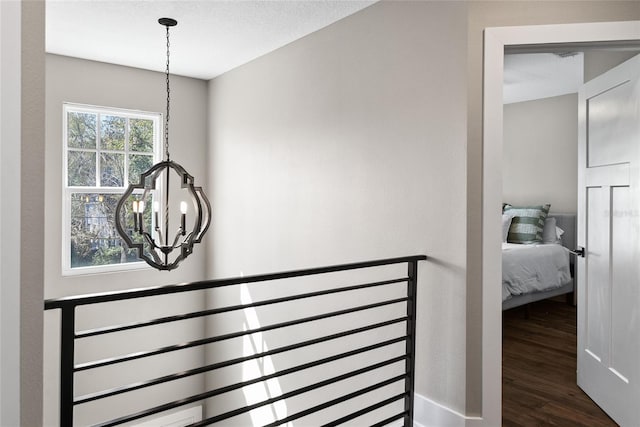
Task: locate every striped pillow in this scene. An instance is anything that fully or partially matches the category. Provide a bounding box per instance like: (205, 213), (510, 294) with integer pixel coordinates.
(504, 204), (551, 244)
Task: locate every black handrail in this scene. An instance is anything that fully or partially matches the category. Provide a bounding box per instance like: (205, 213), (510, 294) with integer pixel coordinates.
(45, 255), (427, 426)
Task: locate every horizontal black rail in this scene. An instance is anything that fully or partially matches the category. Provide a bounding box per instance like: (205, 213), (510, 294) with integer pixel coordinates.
(75, 277), (407, 339)
(45, 255), (426, 426)
(192, 360), (407, 427)
(371, 410), (410, 427)
(76, 319), (408, 405)
(45, 255), (426, 309)
(322, 392), (408, 427)
(75, 297), (408, 372)
(87, 337), (408, 426)
(259, 374), (409, 427)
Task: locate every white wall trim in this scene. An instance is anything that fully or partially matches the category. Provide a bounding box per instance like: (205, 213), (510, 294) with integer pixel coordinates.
(414, 393), (482, 427)
(0, 1), (22, 425)
(133, 406), (202, 427)
(482, 20), (640, 427)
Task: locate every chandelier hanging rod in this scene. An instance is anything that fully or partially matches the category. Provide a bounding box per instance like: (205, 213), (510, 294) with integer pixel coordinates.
(159, 17), (176, 161)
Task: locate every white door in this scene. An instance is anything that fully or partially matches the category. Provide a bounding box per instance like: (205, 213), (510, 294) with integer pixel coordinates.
(577, 53), (640, 426)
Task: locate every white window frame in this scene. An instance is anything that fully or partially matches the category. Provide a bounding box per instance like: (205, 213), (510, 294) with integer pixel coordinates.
(62, 103), (162, 276)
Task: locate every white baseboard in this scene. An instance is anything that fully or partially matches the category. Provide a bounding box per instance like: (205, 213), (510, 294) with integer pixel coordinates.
(133, 406), (202, 427)
(413, 393), (482, 427)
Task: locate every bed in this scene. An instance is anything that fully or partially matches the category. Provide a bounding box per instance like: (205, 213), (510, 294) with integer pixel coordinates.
(502, 213), (576, 311)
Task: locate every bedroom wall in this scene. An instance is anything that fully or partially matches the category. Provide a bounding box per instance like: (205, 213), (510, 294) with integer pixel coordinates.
(207, 0), (469, 419)
(584, 50), (640, 82)
(43, 54), (209, 425)
(502, 93), (578, 214)
(501, 51), (639, 217)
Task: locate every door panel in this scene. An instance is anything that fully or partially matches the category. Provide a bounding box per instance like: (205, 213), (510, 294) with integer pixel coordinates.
(588, 80), (636, 167)
(585, 186), (610, 362)
(578, 53), (640, 426)
(585, 163), (629, 187)
(611, 186), (634, 382)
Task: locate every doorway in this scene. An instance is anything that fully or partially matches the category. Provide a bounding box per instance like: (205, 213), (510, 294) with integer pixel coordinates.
(500, 47), (640, 424)
(481, 21), (640, 424)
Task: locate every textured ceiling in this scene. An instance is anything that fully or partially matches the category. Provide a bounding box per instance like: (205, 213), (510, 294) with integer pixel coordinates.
(503, 52), (584, 104)
(46, 0), (376, 80)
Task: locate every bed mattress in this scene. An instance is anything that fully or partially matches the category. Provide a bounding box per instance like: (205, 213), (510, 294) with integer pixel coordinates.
(502, 243), (572, 302)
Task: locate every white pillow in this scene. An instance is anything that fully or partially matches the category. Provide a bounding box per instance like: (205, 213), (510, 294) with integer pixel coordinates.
(542, 217), (564, 244)
(502, 213), (514, 242)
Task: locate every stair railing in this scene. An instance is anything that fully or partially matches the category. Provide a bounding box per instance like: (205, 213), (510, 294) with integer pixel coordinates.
(45, 255), (427, 426)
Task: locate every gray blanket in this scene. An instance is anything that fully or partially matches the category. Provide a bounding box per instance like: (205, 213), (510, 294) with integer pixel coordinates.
(502, 243), (572, 301)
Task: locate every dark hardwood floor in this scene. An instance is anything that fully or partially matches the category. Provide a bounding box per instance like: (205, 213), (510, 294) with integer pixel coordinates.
(502, 299), (618, 426)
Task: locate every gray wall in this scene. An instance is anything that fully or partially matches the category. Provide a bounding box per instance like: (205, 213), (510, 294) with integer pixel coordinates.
(207, 0), (469, 415)
(585, 50), (640, 82)
(2, 1), (47, 426)
(21, 3), (46, 423)
(44, 54), (210, 297)
(43, 54), (209, 425)
(207, 1), (640, 421)
(503, 93), (578, 214)
(1, 2), (25, 424)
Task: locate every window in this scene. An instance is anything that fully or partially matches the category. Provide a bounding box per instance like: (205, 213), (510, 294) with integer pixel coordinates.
(63, 104), (161, 274)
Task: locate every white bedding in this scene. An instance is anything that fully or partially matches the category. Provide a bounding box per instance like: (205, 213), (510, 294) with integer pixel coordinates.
(502, 243), (571, 302)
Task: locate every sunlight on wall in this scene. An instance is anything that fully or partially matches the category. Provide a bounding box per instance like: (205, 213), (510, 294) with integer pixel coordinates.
(240, 283), (289, 425)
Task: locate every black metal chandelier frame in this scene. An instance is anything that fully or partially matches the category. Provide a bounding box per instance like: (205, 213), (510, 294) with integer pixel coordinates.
(115, 17), (211, 271)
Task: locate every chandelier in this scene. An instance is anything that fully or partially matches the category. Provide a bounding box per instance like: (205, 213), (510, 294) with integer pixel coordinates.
(115, 18), (211, 271)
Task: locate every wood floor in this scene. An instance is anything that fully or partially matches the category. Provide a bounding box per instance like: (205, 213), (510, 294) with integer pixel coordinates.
(502, 299), (618, 426)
